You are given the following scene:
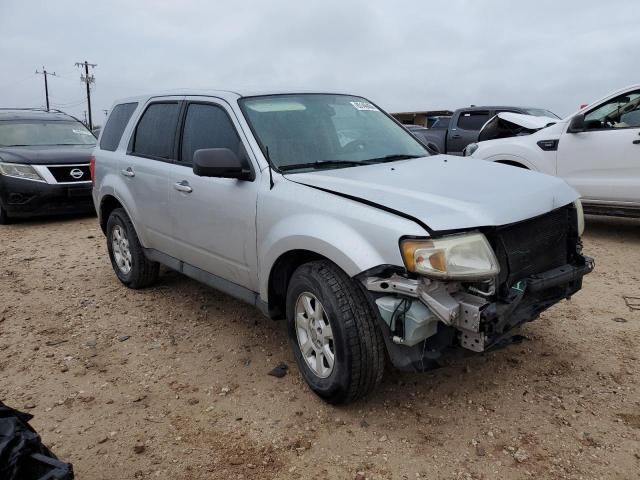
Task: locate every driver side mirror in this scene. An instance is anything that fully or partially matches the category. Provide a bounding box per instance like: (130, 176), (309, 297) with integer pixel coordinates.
(567, 113), (585, 133)
(192, 148), (254, 180)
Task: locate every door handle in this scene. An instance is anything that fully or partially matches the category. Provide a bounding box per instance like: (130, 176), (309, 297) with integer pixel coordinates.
(633, 140), (640, 145)
(120, 167), (135, 178)
(451, 134), (462, 139)
(174, 181), (193, 193)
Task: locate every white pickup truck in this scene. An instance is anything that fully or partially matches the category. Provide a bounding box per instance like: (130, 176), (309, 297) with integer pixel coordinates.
(467, 85), (640, 218)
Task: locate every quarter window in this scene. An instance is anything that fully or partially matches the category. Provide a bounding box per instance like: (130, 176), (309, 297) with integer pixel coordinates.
(100, 102), (138, 151)
(132, 102), (180, 159)
(457, 111), (491, 130)
(180, 103), (242, 165)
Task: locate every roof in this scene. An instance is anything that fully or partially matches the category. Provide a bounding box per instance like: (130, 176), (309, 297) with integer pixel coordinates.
(0, 108), (78, 122)
(114, 89), (363, 105)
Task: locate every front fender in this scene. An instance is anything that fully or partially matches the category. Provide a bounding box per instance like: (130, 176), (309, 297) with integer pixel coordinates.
(485, 153), (539, 171)
(472, 139), (557, 176)
(258, 213), (409, 301)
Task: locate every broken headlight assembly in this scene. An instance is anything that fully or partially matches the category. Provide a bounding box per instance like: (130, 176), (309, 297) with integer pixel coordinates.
(0, 162), (45, 182)
(400, 233), (499, 281)
(464, 143), (479, 157)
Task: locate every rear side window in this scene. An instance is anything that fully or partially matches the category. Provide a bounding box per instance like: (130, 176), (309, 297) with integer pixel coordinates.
(132, 102), (180, 159)
(100, 102), (138, 151)
(180, 103), (242, 164)
(457, 111), (491, 130)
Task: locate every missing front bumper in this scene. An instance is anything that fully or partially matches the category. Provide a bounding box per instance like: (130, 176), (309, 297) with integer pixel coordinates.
(364, 256), (594, 367)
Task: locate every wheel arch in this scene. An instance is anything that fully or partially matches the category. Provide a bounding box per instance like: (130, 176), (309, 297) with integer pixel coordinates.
(266, 249), (327, 319)
(99, 194), (124, 233)
(494, 159), (530, 169)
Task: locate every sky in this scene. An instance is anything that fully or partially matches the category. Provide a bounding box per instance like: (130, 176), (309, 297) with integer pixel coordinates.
(0, 0), (638, 126)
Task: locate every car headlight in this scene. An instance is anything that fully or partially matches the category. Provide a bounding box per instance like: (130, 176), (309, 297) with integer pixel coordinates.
(0, 162), (44, 182)
(574, 199), (585, 236)
(464, 143), (479, 157)
(400, 233), (500, 280)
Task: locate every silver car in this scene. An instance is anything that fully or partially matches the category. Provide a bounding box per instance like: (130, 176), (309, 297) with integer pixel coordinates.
(92, 91), (593, 403)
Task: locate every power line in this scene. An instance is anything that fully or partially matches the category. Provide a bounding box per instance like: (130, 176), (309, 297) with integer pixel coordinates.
(74, 60), (97, 130)
(35, 67), (57, 111)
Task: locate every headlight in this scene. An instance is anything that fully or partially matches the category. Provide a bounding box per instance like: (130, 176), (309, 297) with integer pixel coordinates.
(400, 233), (499, 280)
(464, 143), (479, 157)
(574, 199), (585, 236)
(0, 162), (44, 182)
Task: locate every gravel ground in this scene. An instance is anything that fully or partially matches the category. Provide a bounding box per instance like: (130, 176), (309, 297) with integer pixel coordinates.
(1, 214), (639, 480)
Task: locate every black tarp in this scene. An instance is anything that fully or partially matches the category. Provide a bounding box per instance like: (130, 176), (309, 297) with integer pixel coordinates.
(0, 402), (73, 480)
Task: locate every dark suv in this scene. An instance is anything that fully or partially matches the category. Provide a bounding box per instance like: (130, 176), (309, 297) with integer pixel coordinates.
(0, 109), (96, 224)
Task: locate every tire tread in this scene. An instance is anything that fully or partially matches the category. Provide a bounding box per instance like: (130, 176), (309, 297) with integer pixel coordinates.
(295, 260), (384, 403)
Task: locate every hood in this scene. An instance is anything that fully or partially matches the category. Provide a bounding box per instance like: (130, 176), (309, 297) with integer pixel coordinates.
(0, 145), (95, 165)
(478, 112), (557, 142)
(284, 156), (578, 233)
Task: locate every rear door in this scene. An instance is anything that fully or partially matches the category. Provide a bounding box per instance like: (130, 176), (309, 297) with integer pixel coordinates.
(122, 97), (183, 252)
(557, 88), (640, 205)
(447, 110), (491, 155)
(165, 99), (259, 290)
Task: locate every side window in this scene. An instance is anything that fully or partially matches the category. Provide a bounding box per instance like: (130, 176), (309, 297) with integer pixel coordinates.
(456, 111), (491, 130)
(180, 103), (243, 165)
(584, 90), (640, 130)
(100, 102), (138, 151)
(132, 102), (180, 159)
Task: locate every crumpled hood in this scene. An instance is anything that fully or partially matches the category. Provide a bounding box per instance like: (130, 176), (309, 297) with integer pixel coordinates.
(285, 156), (579, 232)
(0, 145), (95, 165)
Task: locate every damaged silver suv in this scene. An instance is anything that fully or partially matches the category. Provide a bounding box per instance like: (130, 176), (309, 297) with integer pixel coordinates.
(92, 91), (593, 403)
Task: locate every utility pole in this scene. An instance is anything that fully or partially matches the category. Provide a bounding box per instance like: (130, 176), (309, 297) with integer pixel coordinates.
(75, 60), (97, 130)
(103, 109), (109, 117)
(35, 67), (56, 111)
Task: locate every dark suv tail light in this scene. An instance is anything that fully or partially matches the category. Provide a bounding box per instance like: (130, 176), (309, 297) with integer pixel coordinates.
(89, 156), (96, 185)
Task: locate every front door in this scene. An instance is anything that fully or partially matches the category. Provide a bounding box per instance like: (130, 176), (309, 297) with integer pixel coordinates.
(166, 100), (259, 290)
(557, 88), (640, 204)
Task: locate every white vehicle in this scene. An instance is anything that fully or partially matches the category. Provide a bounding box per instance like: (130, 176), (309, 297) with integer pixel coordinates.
(467, 85), (640, 217)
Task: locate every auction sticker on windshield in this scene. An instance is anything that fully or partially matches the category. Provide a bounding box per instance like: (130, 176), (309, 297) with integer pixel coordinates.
(350, 101), (378, 111)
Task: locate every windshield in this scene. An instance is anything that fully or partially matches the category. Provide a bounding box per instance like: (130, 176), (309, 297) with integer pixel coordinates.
(523, 108), (560, 119)
(239, 94), (428, 172)
(0, 120), (97, 147)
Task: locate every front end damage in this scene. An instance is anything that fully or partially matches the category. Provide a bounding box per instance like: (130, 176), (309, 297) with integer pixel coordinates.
(360, 205), (594, 371)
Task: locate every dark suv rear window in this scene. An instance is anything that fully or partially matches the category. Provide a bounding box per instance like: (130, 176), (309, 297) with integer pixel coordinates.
(100, 102), (138, 151)
(132, 102), (180, 159)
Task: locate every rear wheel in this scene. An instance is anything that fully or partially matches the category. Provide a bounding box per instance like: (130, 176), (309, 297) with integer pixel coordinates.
(286, 260), (384, 404)
(106, 208), (159, 288)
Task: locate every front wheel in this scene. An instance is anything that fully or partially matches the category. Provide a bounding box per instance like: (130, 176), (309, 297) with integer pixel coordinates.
(286, 260), (384, 404)
(106, 208), (159, 289)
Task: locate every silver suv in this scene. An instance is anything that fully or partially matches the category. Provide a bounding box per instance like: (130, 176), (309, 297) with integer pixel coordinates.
(92, 91), (593, 403)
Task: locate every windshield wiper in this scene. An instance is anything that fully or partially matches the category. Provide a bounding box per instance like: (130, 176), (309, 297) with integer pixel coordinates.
(361, 154), (423, 164)
(279, 160), (365, 172)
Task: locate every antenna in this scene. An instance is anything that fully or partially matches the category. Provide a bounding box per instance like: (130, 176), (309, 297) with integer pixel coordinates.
(264, 146), (275, 190)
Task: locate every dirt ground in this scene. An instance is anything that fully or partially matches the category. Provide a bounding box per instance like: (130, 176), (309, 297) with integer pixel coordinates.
(1, 214), (639, 480)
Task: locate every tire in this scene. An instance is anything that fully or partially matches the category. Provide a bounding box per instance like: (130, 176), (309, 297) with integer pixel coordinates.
(106, 208), (159, 289)
(0, 205), (10, 225)
(286, 260), (384, 404)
